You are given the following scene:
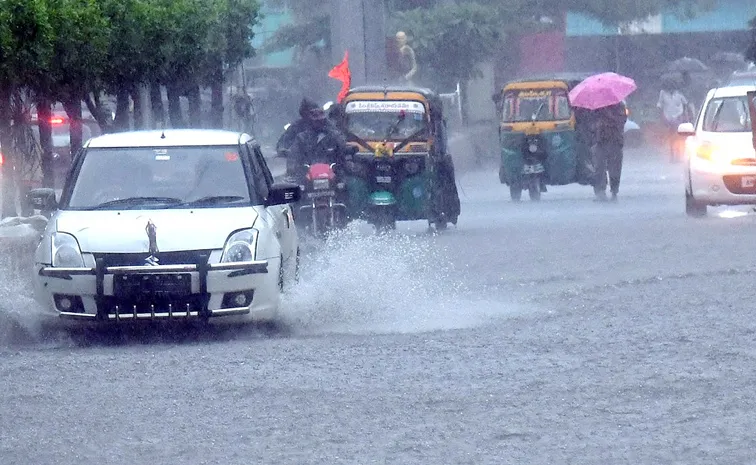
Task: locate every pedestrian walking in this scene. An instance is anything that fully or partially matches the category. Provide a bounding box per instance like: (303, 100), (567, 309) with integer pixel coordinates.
(657, 79), (694, 162)
(590, 102), (627, 202)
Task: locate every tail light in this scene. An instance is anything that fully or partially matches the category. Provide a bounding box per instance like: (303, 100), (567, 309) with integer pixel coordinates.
(0, 152), (4, 166)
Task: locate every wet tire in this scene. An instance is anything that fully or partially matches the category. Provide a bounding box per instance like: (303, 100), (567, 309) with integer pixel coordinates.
(527, 176), (541, 202)
(372, 207), (396, 234)
(685, 190), (707, 217)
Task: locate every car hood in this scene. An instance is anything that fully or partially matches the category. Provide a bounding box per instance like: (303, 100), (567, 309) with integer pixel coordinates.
(54, 207), (260, 253)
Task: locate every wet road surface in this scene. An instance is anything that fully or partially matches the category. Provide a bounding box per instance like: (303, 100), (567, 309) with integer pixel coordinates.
(3, 148), (756, 464)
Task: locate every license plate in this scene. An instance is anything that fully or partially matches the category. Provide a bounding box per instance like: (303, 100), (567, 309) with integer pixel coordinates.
(376, 176), (392, 184)
(307, 190), (335, 198)
(742, 176), (756, 188)
(113, 273), (192, 298)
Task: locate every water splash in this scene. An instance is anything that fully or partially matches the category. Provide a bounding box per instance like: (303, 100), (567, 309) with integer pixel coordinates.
(279, 223), (508, 335)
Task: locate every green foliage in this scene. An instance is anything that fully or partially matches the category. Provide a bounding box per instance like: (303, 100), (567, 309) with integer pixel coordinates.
(0, 0), (54, 90)
(747, 16), (756, 63)
(392, 2), (512, 88)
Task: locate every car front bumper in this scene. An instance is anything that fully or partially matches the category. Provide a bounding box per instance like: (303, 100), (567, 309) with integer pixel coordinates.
(690, 161), (756, 205)
(33, 257), (278, 322)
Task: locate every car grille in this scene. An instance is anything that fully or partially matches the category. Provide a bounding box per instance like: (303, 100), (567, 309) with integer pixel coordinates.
(99, 295), (206, 317)
(92, 250), (213, 267)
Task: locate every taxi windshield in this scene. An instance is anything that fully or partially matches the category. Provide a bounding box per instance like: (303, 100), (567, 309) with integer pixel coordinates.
(65, 146), (255, 210)
(503, 88), (572, 122)
(345, 100), (428, 140)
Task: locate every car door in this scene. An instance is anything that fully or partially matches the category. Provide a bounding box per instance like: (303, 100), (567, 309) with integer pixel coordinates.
(246, 142), (297, 263)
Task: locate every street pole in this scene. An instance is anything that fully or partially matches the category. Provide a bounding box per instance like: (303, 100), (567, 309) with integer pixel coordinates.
(330, 0), (387, 86)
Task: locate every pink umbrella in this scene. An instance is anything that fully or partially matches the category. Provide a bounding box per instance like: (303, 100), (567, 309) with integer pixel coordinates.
(568, 72), (637, 110)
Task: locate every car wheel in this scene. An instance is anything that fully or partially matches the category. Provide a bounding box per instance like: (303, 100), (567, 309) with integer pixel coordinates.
(685, 189), (707, 217)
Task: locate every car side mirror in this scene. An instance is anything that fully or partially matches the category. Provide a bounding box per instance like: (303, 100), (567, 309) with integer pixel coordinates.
(677, 122), (695, 136)
(266, 182), (301, 206)
(27, 188), (58, 212)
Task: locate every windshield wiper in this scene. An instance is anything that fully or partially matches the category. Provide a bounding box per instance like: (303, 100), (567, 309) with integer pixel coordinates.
(87, 196), (183, 210)
(179, 195), (246, 207)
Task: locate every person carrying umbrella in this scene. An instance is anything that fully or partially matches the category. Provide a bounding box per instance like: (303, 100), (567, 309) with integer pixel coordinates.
(568, 72), (636, 202)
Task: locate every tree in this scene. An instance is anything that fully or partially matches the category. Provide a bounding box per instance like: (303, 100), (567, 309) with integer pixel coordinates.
(747, 16), (756, 64)
(391, 2), (514, 89)
(0, 0), (53, 217)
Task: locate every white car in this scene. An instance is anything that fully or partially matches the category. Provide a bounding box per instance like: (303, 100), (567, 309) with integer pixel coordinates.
(679, 85), (756, 217)
(27, 129), (301, 325)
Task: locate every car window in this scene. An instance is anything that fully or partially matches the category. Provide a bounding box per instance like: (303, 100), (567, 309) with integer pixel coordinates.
(702, 96), (751, 132)
(64, 145), (258, 209)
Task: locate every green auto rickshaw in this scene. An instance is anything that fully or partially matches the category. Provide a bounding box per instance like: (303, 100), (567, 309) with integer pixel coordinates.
(496, 73), (595, 201)
(337, 85), (461, 232)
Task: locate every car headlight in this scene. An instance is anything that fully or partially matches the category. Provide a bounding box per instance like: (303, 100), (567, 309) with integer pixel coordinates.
(51, 232), (84, 267)
(220, 229), (258, 263)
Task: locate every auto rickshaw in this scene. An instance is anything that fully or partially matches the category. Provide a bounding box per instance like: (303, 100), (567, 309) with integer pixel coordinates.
(496, 73), (594, 201)
(338, 85), (460, 231)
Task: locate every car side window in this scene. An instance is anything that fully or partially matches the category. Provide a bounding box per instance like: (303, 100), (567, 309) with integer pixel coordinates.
(244, 143), (269, 200)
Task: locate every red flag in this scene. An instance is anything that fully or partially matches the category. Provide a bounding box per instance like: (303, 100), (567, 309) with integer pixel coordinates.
(328, 51), (351, 103)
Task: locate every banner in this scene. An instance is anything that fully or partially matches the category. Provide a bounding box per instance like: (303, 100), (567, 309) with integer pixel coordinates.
(344, 100), (425, 114)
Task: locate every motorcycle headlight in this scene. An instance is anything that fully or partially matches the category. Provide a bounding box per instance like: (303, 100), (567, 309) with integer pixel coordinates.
(220, 229), (258, 263)
(51, 232), (84, 267)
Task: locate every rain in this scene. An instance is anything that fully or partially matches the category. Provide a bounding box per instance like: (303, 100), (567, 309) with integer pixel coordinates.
(2, 0), (756, 464)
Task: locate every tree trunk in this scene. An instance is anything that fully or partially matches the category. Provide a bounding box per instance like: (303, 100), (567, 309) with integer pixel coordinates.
(150, 81), (165, 129)
(0, 87), (16, 218)
(131, 88), (143, 130)
(166, 83), (185, 128)
(210, 71), (224, 129)
(85, 91), (113, 134)
(114, 88), (131, 132)
(187, 84), (202, 128)
(36, 99), (55, 189)
(62, 98), (83, 158)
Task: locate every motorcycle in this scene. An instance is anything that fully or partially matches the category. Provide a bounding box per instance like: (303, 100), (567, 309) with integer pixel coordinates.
(298, 162), (348, 238)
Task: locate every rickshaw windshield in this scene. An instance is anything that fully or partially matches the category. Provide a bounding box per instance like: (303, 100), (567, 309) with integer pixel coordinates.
(502, 88), (571, 122)
(344, 100), (428, 140)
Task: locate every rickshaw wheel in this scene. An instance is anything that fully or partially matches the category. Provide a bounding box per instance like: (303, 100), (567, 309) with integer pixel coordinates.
(527, 176), (541, 202)
(509, 184), (522, 202)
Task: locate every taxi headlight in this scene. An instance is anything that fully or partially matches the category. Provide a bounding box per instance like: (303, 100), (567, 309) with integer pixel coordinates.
(51, 232), (84, 268)
(220, 229), (258, 263)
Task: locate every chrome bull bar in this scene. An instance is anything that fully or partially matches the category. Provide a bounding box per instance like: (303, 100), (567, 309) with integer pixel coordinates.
(39, 258), (268, 321)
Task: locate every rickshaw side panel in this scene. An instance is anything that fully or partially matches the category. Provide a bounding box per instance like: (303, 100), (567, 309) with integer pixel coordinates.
(542, 130), (578, 185)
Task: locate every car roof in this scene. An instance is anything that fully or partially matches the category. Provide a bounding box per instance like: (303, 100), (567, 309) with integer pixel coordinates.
(710, 85), (756, 99)
(85, 129), (253, 148)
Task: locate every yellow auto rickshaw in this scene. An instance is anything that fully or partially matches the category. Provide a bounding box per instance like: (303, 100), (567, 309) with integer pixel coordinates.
(496, 73), (594, 201)
(338, 85), (460, 231)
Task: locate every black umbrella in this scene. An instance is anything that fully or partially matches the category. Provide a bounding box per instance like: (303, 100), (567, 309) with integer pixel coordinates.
(667, 57), (709, 73)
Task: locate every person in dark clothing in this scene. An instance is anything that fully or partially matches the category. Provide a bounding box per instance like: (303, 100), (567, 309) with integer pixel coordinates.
(590, 102), (627, 202)
(284, 98), (351, 181)
(573, 107), (596, 185)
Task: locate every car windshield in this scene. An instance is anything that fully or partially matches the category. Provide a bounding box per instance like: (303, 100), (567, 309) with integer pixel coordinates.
(65, 145), (254, 210)
(702, 96), (752, 132)
(346, 111), (427, 140)
(503, 89), (572, 122)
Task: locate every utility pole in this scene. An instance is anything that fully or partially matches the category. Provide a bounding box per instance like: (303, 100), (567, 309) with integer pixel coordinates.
(330, 0), (387, 86)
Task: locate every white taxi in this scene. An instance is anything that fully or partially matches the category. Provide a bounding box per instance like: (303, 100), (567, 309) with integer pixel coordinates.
(27, 129), (300, 325)
(680, 85), (756, 217)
